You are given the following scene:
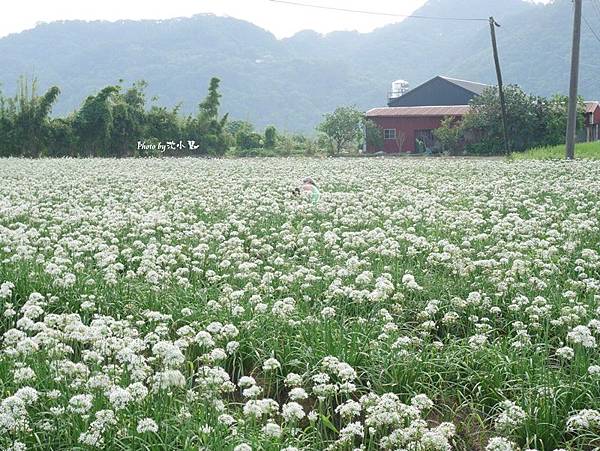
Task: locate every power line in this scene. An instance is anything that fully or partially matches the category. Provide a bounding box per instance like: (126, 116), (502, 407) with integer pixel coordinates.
(589, 0), (600, 19)
(268, 0), (489, 22)
(583, 0), (600, 39)
(587, 0), (600, 31)
(583, 14), (600, 43)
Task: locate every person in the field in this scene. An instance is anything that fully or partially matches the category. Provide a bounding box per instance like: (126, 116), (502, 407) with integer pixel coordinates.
(292, 177), (320, 205)
(301, 176), (320, 205)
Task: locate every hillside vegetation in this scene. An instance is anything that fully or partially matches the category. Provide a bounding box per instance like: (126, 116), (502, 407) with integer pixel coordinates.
(1, 0), (598, 132)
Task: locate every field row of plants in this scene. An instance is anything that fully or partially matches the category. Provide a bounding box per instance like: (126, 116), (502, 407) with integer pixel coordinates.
(1, 158), (600, 450)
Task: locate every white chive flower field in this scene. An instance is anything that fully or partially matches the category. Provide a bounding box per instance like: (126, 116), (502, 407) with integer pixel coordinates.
(1, 157), (600, 451)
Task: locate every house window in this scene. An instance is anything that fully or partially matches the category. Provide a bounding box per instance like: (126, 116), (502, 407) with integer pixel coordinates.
(384, 129), (396, 140)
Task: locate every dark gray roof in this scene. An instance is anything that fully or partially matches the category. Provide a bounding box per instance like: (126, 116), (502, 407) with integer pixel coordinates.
(440, 76), (490, 95)
(387, 75), (491, 107)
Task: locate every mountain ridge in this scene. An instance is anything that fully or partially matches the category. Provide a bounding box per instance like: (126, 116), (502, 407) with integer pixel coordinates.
(1, 0), (597, 133)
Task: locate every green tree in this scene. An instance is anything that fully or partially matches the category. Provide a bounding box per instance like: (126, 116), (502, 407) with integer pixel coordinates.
(199, 77), (221, 119)
(462, 85), (586, 155)
(109, 81), (147, 157)
(0, 96), (11, 156)
(186, 77), (229, 155)
(433, 116), (463, 155)
(0, 86), (16, 156)
(226, 120), (254, 137)
(364, 119), (383, 152)
(317, 106), (363, 155)
(145, 104), (182, 144)
(541, 94), (585, 147)
(226, 120), (254, 151)
(73, 85), (119, 156)
(264, 125), (277, 149)
(462, 85), (531, 154)
(1, 78), (61, 157)
(236, 129), (263, 150)
(47, 117), (77, 157)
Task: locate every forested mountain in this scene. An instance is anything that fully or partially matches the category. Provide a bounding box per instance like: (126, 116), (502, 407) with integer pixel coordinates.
(0, 0), (597, 133)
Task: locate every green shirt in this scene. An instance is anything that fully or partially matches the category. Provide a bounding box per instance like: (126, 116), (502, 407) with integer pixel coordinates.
(311, 186), (320, 205)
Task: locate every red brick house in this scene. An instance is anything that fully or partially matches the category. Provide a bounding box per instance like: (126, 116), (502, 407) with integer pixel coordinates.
(366, 105), (470, 153)
(366, 76), (488, 153)
(366, 75), (600, 153)
(584, 101), (600, 142)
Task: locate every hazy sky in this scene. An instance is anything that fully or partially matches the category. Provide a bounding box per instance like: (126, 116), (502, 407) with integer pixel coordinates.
(2, 0), (549, 39)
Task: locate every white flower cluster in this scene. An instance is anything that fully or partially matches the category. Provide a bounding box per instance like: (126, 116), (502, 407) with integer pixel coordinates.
(566, 409), (600, 432)
(495, 400), (527, 434)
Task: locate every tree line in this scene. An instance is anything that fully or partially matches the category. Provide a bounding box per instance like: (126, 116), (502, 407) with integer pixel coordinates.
(433, 85), (586, 155)
(0, 72), (397, 158)
(0, 77), (348, 158)
(2, 76), (577, 158)
(0, 76), (386, 158)
(0, 77), (230, 157)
